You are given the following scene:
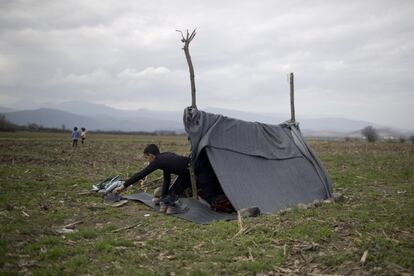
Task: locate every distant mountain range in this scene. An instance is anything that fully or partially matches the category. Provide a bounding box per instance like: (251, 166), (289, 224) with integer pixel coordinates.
(1, 101), (412, 137)
(0, 106), (15, 113)
(3, 107), (182, 132)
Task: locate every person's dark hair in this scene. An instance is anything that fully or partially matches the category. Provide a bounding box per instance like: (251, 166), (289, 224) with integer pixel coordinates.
(74, 127), (78, 131)
(81, 127), (85, 131)
(143, 144), (160, 156)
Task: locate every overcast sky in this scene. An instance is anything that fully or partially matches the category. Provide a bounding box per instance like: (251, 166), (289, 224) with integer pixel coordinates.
(0, 0), (413, 129)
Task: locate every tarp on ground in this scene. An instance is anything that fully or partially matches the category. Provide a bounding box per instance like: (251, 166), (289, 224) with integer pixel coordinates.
(123, 192), (236, 224)
(184, 107), (333, 214)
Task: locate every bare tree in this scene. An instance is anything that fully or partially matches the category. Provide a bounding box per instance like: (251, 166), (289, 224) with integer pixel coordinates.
(361, 126), (378, 142)
(177, 29), (197, 108)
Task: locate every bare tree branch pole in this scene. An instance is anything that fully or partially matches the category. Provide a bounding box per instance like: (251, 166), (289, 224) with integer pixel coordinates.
(177, 29), (197, 108)
(289, 72), (295, 122)
(177, 29), (198, 198)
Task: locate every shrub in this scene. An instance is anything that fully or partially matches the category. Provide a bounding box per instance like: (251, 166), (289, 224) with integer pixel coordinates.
(361, 126), (378, 143)
(0, 115), (19, 131)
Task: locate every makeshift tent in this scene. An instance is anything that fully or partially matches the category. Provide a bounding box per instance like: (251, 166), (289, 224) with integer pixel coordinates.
(184, 107), (333, 214)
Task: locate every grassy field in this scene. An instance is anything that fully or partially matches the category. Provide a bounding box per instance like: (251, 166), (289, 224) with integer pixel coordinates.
(0, 132), (413, 275)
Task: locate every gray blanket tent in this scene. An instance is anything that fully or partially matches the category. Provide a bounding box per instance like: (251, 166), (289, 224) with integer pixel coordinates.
(184, 107), (333, 214)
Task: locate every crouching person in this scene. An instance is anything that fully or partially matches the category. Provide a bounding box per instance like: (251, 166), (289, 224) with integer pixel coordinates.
(114, 144), (191, 214)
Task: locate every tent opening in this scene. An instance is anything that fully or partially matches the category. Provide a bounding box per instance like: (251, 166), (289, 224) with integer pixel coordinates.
(195, 149), (235, 213)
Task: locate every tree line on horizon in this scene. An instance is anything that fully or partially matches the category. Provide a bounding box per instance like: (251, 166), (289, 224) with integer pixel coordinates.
(360, 125), (413, 143)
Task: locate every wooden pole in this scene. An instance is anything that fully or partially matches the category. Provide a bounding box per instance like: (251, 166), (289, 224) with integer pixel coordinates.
(178, 29), (198, 198)
(289, 72), (295, 122)
(189, 166), (197, 199)
(184, 43), (196, 108)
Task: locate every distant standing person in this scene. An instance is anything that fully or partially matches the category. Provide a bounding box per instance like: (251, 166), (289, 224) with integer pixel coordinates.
(71, 127), (80, 148)
(80, 127), (86, 144)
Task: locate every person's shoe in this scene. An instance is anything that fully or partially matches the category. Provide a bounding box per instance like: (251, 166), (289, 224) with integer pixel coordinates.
(165, 204), (178, 215)
(159, 202), (168, 213)
(152, 197), (161, 205)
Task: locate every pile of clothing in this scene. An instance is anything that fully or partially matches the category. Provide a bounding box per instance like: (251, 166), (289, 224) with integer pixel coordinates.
(91, 176), (128, 207)
(91, 176), (125, 194)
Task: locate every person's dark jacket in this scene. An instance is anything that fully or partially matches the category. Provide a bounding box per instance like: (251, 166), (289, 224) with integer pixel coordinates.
(123, 152), (190, 191)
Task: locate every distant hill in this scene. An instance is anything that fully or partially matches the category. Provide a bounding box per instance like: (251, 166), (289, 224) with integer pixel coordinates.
(4, 108), (100, 130)
(300, 117), (378, 133)
(2, 101), (412, 136)
(0, 106), (16, 113)
(52, 101), (183, 122)
(301, 129), (348, 138)
(4, 108), (183, 132)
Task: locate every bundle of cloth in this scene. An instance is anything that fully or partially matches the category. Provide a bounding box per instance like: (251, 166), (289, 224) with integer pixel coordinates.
(91, 176), (125, 194)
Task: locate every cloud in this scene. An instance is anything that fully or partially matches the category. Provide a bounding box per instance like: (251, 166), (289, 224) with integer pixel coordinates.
(117, 67), (170, 80)
(0, 0), (413, 129)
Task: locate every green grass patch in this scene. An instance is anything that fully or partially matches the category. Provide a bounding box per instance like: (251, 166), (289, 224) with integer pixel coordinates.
(1, 133), (413, 275)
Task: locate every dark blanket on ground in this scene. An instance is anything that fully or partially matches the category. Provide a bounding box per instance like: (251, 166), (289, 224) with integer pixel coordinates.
(123, 192), (236, 224)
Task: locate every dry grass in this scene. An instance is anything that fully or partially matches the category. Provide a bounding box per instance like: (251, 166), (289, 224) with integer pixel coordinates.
(0, 132), (413, 275)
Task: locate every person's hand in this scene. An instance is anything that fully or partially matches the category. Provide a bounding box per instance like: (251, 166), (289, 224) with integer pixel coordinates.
(113, 184), (125, 194)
